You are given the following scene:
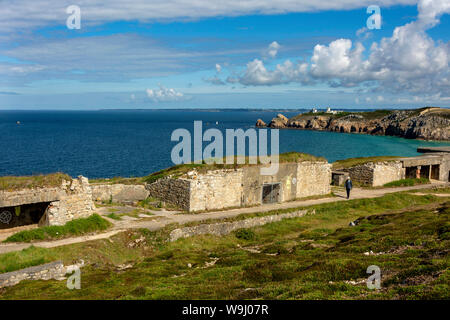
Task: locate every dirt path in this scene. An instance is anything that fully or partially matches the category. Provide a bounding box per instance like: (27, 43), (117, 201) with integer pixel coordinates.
(0, 183), (448, 254)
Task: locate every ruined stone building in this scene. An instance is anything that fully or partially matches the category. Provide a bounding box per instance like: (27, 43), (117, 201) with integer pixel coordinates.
(147, 159), (332, 212)
(332, 147), (450, 187)
(0, 176), (95, 230)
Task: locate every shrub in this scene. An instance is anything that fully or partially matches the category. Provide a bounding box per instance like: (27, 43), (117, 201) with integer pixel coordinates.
(235, 228), (256, 240)
(384, 178), (429, 187)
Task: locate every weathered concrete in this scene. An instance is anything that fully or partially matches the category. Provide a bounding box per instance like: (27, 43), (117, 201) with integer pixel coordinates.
(170, 209), (311, 241)
(91, 184), (149, 203)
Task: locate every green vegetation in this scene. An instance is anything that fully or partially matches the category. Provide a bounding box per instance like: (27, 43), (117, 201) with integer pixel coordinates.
(0, 173), (71, 191)
(0, 190), (448, 300)
(384, 178), (429, 187)
(3, 214), (111, 243)
(89, 176), (146, 185)
(291, 109), (393, 121)
(145, 152), (326, 184)
(332, 156), (402, 170)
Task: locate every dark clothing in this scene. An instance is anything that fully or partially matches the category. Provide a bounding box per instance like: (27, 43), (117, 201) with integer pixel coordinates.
(345, 179), (353, 190)
(345, 179), (352, 199)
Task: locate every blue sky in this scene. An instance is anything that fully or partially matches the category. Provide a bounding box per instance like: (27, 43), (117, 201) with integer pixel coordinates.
(0, 0), (449, 109)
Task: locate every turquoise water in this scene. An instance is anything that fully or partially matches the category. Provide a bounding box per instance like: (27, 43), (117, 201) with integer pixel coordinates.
(0, 110), (448, 178)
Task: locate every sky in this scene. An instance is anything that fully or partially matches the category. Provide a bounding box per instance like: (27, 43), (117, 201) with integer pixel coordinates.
(0, 0), (449, 110)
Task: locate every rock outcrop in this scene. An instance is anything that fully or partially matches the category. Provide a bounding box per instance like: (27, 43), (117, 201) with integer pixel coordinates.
(256, 108), (450, 141)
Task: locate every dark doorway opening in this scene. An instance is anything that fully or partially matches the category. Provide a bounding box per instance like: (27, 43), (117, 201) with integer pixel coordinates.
(262, 183), (281, 204)
(0, 202), (50, 230)
(420, 165), (430, 179)
(431, 165), (440, 180)
(405, 166), (417, 179)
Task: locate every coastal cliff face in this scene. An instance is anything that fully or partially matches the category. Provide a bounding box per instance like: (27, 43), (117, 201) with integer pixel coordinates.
(256, 108), (450, 141)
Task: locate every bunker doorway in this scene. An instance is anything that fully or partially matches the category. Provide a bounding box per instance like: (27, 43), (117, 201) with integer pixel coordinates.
(262, 183), (281, 204)
(431, 165), (440, 180)
(0, 202), (50, 230)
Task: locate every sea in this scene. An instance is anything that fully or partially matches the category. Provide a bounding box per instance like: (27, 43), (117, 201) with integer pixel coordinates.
(1, 109), (449, 178)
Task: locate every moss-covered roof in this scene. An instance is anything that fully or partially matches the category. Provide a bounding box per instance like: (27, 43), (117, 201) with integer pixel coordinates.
(0, 173), (72, 191)
(145, 152), (326, 183)
(332, 156), (402, 170)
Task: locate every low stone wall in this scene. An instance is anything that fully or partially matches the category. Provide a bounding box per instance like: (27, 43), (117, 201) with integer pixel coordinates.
(0, 260), (84, 288)
(0, 261), (65, 288)
(170, 209), (311, 241)
(146, 178), (191, 210)
(91, 184), (149, 203)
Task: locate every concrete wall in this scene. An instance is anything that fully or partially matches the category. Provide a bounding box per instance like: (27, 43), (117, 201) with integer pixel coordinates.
(296, 162), (332, 197)
(372, 162), (404, 187)
(241, 163), (299, 206)
(91, 184), (149, 203)
(190, 169), (243, 212)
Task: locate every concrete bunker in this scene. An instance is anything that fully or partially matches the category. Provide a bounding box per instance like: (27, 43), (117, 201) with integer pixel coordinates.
(0, 202), (51, 229)
(0, 176), (95, 227)
(146, 155), (332, 212)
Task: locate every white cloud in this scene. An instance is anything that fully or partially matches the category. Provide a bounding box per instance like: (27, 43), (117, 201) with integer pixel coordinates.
(230, 0), (449, 97)
(146, 85), (185, 102)
(266, 41), (280, 58)
(215, 63), (222, 73)
(0, 0), (418, 32)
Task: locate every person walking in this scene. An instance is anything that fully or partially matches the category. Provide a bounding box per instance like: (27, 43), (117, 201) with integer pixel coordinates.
(345, 176), (352, 199)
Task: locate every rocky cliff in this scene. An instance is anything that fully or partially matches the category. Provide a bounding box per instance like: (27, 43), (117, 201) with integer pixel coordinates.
(256, 107), (450, 141)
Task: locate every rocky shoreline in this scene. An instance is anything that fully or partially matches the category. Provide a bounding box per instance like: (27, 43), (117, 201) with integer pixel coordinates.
(256, 107), (450, 141)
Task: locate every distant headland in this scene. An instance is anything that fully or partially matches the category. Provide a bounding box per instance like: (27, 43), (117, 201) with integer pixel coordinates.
(256, 107), (450, 141)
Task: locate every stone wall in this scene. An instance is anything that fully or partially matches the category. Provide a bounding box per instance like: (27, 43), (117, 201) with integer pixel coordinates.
(0, 176), (96, 227)
(343, 161), (404, 187)
(146, 178), (191, 210)
(0, 261), (84, 288)
(170, 209), (311, 241)
(190, 169), (243, 212)
(343, 163), (375, 186)
(91, 184), (149, 203)
(296, 162), (332, 197)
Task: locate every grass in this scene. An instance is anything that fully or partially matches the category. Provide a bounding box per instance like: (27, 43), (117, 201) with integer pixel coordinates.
(0, 190), (448, 300)
(384, 178), (430, 187)
(3, 214), (112, 243)
(332, 156), (402, 170)
(0, 173), (72, 191)
(145, 151), (326, 184)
